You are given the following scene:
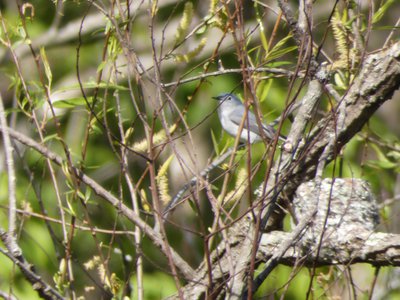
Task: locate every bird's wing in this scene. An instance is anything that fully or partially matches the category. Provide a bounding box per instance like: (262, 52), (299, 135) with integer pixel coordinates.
(229, 107), (276, 139)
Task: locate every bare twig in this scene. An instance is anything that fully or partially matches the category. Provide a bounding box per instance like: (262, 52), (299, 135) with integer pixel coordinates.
(0, 94), (20, 256)
(162, 67), (298, 88)
(0, 245), (65, 300)
(0, 290), (17, 300)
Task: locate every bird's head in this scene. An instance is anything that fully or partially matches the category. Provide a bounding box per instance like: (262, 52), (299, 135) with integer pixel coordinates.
(212, 93), (240, 103)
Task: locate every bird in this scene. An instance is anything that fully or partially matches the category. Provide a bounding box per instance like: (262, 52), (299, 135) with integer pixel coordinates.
(213, 93), (285, 144)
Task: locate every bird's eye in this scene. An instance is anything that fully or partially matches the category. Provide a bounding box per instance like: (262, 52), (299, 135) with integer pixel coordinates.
(227, 96), (231, 101)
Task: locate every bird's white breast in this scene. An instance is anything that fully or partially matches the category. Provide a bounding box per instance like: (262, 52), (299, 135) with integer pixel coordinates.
(218, 105), (261, 143)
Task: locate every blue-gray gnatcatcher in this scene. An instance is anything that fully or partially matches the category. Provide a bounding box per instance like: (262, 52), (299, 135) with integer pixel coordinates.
(213, 93), (285, 143)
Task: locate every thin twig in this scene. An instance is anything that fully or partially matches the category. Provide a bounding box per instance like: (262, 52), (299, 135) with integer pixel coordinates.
(0, 290), (17, 300)
(0, 93), (21, 254)
(0, 245), (65, 300)
(162, 67), (297, 88)
(244, 206), (317, 297)
(163, 146), (237, 218)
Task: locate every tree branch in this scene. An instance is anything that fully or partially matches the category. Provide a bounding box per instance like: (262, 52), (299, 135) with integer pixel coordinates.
(167, 39), (400, 300)
(0, 126), (196, 281)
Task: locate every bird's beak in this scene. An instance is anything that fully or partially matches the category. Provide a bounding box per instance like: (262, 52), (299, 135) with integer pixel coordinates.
(212, 96), (219, 100)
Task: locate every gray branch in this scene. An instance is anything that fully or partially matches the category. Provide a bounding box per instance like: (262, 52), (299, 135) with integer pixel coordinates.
(0, 243), (65, 300)
(0, 94), (20, 256)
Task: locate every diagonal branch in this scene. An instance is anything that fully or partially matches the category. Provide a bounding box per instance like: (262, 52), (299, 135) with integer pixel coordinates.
(0, 126), (196, 281)
(0, 244), (65, 300)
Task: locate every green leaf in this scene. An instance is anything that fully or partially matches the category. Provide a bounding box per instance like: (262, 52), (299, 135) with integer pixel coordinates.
(52, 96), (93, 108)
(97, 61), (107, 73)
(366, 159), (397, 170)
(90, 81), (129, 91)
(367, 143), (398, 169)
(77, 190), (86, 202)
(52, 82), (128, 95)
(211, 129), (220, 156)
(372, 0), (396, 24)
(256, 79), (273, 103)
(85, 187), (92, 203)
(265, 35), (295, 61)
(65, 196), (77, 217)
(196, 23), (208, 35)
(40, 47), (52, 90)
(266, 61), (293, 67)
(387, 150), (400, 161)
(17, 23), (27, 39)
(187, 198), (197, 213)
(372, 25), (400, 30)
(254, 1), (268, 52)
(266, 46), (298, 62)
(334, 72), (349, 90)
(220, 140), (231, 155)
